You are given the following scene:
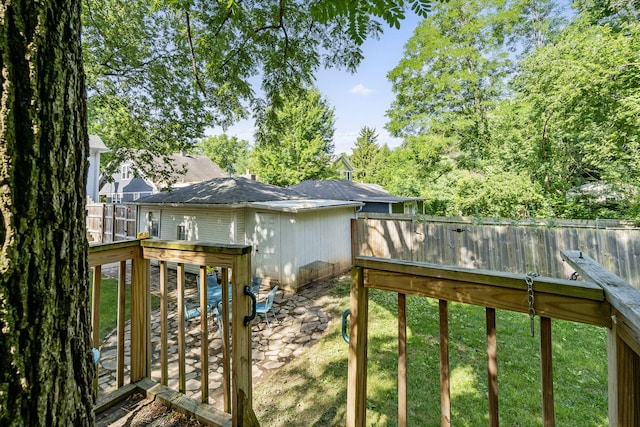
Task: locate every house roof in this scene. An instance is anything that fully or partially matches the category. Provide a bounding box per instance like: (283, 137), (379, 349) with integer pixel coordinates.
(100, 152), (228, 195)
(162, 153), (228, 185)
(331, 153), (354, 171)
(288, 180), (421, 203)
(134, 177), (305, 205)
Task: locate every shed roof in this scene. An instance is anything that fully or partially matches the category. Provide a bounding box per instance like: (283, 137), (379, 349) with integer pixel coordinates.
(288, 179), (421, 203)
(135, 177), (304, 205)
(248, 199), (363, 213)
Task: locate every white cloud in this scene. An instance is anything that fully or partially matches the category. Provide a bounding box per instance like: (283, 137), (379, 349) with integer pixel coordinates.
(349, 84), (374, 96)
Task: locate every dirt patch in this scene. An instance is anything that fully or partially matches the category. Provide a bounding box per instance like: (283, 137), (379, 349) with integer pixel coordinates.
(96, 393), (203, 427)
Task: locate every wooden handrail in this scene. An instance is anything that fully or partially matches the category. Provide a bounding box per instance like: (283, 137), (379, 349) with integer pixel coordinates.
(347, 252), (640, 427)
(355, 256), (610, 327)
(89, 239), (258, 426)
(562, 250), (640, 426)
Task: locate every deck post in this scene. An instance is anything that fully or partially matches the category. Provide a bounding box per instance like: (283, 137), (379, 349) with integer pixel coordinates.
(347, 266), (369, 427)
(232, 251), (259, 426)
(130, 241), (151, 381)
(612, 316), (640, 426)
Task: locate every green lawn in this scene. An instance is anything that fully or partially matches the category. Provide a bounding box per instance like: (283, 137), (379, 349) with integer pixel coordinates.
(90, 274), (160, 343)
(253, 277), (609, 426)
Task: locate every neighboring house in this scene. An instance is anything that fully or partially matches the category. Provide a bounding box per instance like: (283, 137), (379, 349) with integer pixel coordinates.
(100, 152), (228, 203)
(87, 135), (109, 203)
(289, 179), (424, 215)
(132, 177), (363, 293)
(332, 153), (355, 181)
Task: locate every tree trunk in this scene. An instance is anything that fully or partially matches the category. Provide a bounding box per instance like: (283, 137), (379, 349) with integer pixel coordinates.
(0, 1), (94, 425)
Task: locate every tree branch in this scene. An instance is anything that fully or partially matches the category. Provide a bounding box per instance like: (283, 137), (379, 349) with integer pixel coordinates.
(185, 11), (207, 96)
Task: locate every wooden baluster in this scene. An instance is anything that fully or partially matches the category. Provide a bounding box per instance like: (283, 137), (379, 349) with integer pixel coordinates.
(199, 266), (209, 403)
(177, 263), (186, 393)
(540, 316), (555, 426)
(439, 300), (451, 427)
(221, 267), (231, 413)
(91, 265), (101, 391)
(160, 261), (168, 386)
(117, 260), (126, 387)
(486, 307), (499, 427)
(91, 265), (101, 349)
(398, 293), (407, 427)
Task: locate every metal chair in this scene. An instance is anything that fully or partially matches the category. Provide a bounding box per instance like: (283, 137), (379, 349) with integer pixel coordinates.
(255, 286), (279, 329)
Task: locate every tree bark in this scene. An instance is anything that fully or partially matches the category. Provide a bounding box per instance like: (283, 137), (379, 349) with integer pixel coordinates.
(0, 1), (94, 425)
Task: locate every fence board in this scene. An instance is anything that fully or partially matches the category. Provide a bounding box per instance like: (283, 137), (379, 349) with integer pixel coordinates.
(354, 216), (640, 289)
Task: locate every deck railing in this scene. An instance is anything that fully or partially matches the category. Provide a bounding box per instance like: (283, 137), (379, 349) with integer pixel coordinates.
(89, 239), (259, 426)
(347, 250), (640, 426)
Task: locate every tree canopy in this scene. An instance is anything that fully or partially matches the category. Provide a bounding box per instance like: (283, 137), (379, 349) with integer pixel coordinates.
(2, 1), (437, 423)
(377, 0), (640, 220)
(350, 126), (380, 182)
(197, 134), (250, 176)
(252, 88), (337, 186)
(83, 0), (433, 179)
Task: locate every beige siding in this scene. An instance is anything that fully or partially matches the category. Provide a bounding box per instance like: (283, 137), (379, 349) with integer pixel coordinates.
(157, 207), (233, 242)
(139, 206), (245, 274)
(280, 207), (354, 291)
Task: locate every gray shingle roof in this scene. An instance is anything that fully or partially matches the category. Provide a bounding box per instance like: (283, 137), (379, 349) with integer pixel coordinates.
(135, 177), (304, 205)
(162, 153), (228, 184)
(288, 180), (419, 202)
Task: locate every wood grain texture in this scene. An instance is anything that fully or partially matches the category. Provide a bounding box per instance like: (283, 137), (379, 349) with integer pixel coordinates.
(540, 317), (555, 427)
(398, 293), (407, 427)
(347, 267), (369, 427)
(439, 300), (451, 427)
(364, 268), (610, 326)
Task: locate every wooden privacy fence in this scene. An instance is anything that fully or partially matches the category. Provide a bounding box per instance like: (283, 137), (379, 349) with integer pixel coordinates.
(87, 204), (137, 243)
(347, 251), (640, 426)
(89, 239), (259, 426)
(352, 215), (640, 288)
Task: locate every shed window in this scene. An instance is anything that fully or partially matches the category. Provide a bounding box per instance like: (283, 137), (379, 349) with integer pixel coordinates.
(148, 213), (159, 238)
(177, 225), (186, 240)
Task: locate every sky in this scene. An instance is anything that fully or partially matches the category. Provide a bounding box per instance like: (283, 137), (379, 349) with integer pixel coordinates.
(216, 1), (575, 156)
(216, 13), (423, 155)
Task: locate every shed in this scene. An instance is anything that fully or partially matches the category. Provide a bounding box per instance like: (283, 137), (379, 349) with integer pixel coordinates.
(289, 179), (424, 214)
(133, 177), (363, 293)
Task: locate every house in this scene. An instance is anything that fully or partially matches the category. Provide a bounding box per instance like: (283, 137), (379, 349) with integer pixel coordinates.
(87, 135), (109, 203)
(331, 153), (355, 181)
(99, 152), (228, 203)
(132, 177), (363, 293)
(288, 179), (424, 215)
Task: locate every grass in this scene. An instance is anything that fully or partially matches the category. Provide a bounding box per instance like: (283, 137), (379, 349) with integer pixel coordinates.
(252, 276), (609, 426)
(90, 274), (160, 343)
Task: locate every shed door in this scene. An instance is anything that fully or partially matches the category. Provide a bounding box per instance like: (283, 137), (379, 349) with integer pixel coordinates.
(255, 212), (280, 281)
